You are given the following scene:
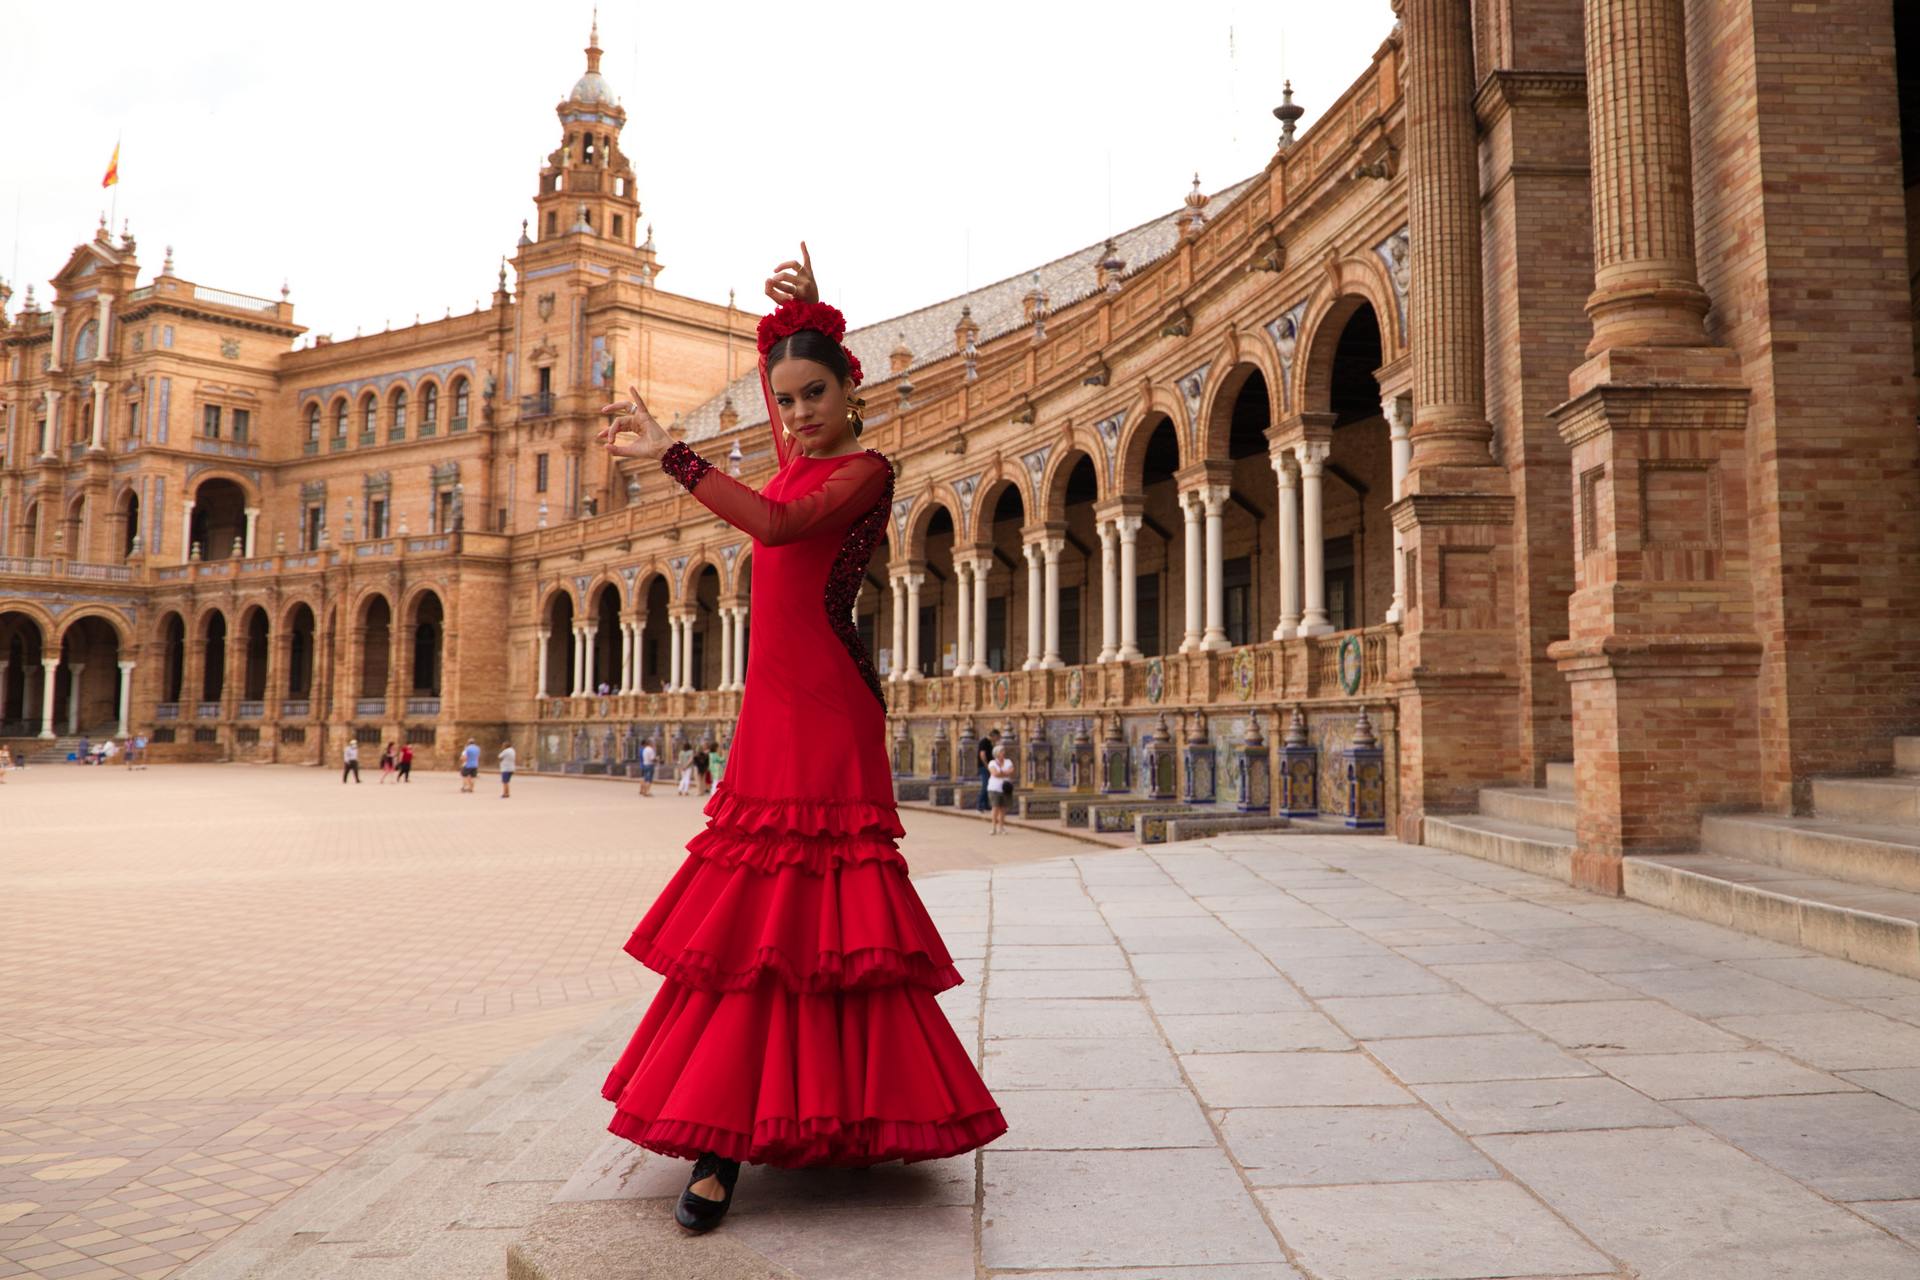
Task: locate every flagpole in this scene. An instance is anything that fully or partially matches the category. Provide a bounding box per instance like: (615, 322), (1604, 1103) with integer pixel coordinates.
(109, 132), (120, 235)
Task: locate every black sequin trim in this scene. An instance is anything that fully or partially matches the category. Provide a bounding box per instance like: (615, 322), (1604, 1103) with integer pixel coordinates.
(824, 449), (894, 710)
(659, 440), (712, 492)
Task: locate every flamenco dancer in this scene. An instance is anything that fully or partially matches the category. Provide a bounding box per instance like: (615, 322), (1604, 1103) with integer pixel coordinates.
(595, 244), (1007, 1233)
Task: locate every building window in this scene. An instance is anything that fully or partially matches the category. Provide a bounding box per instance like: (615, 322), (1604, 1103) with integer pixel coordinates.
(535, 453), (550, 493)
(369, 498), (388, 538)
(360, 395), (377, 442)
(232, 409), (250, 443)
(613, 214), (623, 241)
(202, 404), (222, 438)
(1224, 555), (1253, 646)
(422, 384), (439, 433)
(391, 388), (408, 440)
(306, 405), (321, 443)
(546, 211), (557, 237)
(451, 377), (469, 430)
(304, 505), (323, 550)
(333, 401), (348, 438)
(127, 403), (139, 439)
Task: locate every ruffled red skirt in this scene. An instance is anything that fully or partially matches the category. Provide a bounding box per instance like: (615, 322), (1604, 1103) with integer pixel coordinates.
(601, 790), (1006, 1168)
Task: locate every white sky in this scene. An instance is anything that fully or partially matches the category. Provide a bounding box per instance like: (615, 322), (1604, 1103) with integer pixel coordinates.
(2, 0), (1398, 343)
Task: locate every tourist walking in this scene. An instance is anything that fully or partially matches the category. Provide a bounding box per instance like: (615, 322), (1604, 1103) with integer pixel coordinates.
(638, 737), (657, 797)
(498, 741), (516, 798)
(459, 739), (481, 793)
(675, 739), (695, 795)
(595, 246), (1003, 1235)
(397, 742), (414, 783)
(987, 744), (1016, 835)
(693, 741), (712, 795)
(976, 728), (998, 812)
(342, 739), (361, 784)
(379, 742), (397, 784)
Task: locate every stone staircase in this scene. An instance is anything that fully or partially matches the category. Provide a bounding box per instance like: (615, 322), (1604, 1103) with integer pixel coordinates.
(1626, 735), (1920, 978)
(3, 732), (91, 764)
(1424, 744), (1920, 980)
(1423, 761), (1578, 882)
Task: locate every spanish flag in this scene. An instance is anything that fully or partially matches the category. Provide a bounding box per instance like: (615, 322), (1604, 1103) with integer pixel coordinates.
(101, 143), (119, 188)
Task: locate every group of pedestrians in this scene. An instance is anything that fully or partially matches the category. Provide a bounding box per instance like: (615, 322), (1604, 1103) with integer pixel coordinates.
(338, 738), (514, 797)
(458, 738), (516, 798)
(632, 736), (724, 798)
(975, 729), (1016, 835)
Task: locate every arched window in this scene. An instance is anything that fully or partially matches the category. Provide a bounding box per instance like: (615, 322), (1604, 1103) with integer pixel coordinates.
(422, 383), (439, 434)
(451, 377), (470, 430)
(390, 387), (408, 439)
(332, 399), (348, 440)
(73, 320), (99, 363)
(360, 394), (377, 440)
(305, 404), (321, 443)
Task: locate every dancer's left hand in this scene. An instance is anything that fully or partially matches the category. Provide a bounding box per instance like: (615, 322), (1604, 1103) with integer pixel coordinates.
(765, 241), (819, 306)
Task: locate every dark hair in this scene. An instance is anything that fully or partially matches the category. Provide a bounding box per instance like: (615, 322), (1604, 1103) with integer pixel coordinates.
(766, 329), (863, 437)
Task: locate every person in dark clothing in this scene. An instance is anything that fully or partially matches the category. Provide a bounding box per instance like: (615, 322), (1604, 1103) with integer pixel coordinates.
(693, 742), (712, 795)
(976, 729), (999, 812)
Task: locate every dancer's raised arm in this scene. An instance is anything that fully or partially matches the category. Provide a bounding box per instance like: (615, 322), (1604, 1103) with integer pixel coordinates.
(659, 440), (886, 547)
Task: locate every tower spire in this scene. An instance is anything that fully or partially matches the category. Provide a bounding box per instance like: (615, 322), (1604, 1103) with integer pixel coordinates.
(586, 9), (602, 73)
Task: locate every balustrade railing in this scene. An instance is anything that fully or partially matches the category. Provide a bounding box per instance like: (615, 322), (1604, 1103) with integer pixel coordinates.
(406, 697), (441, 717)
(281, 699), (310, 718)
(237, 701), (264, 719)
(195, 701), (222, 719)
(355, 698), (386, 717)
(154, 702), (179, 721)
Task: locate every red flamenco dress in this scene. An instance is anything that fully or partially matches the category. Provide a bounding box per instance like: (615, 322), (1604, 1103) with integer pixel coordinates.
(600, 433), (1007, 1168)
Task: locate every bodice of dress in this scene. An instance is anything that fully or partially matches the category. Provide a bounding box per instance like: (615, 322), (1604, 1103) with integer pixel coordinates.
(661, 440), (893, 708)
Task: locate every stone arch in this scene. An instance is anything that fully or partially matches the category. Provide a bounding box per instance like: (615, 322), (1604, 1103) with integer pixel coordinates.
(187, 468), (263, 508)
(630, 566), (670, 611)
(900, 493), (961, 563)
(1036, 441), (1102, 525)
(0, 601), (59, 644)
(328, 394), (351, 441)
(53, 605), (134, 650)
(965, 469), (1033, 545)
(351, 588), (395, 629)
(1117, 377), (1191, 494)
(1295, 268), (1399, 417)
(676, 553), (722, 605)
(407, 588), (446, 697)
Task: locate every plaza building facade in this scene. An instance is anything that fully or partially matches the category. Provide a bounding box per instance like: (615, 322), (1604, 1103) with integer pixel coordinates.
(5, 4), (1919, 921)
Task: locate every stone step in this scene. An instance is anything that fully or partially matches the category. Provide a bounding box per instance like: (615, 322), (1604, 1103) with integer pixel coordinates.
(1544, 760), (1575, 792)
(1701, 812), (1920, 895)
(1897, 736), (1920, 775)
(1163, 813), (1292, 843)
(1479, 786), (1576, 831)
(1422, 813), (1574, 883)
(1625, 851), (1920, 981)
(1812, 775), (1920, 824)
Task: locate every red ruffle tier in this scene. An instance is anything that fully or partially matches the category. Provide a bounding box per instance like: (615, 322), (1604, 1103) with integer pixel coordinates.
(602, 791), (1006, 1168)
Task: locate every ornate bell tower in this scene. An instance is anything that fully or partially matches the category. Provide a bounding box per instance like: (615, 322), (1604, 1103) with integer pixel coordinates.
(531, 16), (648, 257)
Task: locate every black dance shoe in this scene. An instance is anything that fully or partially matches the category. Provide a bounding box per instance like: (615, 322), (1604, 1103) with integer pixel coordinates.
(673, 1151), (741, 1233)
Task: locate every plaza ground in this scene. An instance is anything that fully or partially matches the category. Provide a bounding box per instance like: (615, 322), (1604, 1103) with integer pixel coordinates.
(6, 767), (1920, 1278)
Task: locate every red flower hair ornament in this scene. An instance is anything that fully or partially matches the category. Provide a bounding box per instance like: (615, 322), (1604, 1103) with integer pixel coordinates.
(756, 299), (864, 388)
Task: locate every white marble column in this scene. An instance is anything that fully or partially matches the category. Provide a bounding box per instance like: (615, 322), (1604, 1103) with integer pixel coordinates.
(66, 663), (85, 734)
(954, 560), (974, 674)
(42, 390), (60, 458)
(180, 499), (195, 565)
(1178, 490), (1203, 652)
(904, 572), (925, 679)
(1201, 485), (1230, 650)
(243, 508), (259, 558)
(1040, 535), (1064, 669)
(1297, 441), (1332, 635)
(1271, 453), (1301, 639)
(970, 555), (990, 674)
(734, 605), (748, 684)
(888, 575), (906, 681)
(632, 620), (647, 692)
(1021, 542), (1044, 670)
(49, 309), (64, 372)
(1096, 522), (1118, 663)
(616, 621), (632, 693)
(1384, 394), (1412, 624)
(96, 294), (112, 362)
(536, 629), (550, 698)
(116, 660), (134, 738)
(1116, 515), (1143, 660)
(39, 659), (59, 738)
(90, 381), (107, 451)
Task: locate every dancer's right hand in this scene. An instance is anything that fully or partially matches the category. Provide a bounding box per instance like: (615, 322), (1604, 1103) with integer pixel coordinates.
(765, 241), (819, 306)
(598, 385), (673, 460)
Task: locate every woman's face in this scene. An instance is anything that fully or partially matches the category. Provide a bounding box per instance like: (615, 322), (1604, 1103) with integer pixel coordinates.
(769, 356), (857, 455)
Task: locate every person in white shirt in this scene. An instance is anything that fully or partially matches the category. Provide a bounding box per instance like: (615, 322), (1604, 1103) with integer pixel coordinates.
(638, 738), (657, 797)
(986, 744), (1016, 835)
(498, 741), (517, 799)
(342, 740), (361, 784)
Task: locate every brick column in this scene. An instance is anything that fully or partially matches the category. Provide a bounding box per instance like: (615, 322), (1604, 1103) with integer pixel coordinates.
(1547, 0), (1758, 893)
(1389, 0), (1522, 840)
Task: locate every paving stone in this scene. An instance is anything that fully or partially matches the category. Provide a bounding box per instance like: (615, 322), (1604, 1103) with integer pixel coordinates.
(1237, 928), (1399, 961)
(1671, 1093), (1920, 1200)
(981, 998), (1160, 1040)
(1128, 950), (1277, 981)
(993, 1089), (1216, 1150)
(1138, 979), (1311, 1015)
(1606, 965), (1844, 1017)
(1850, 1199), (1920, 1250)
(1713, 1010), (1920, 1071)
(989, 924), (1118, 946)
(1430, 961), (1634, 1005)
(980, 1267), (1303, 1280)
(990, 945), (1130, 971)
(984, 1038), (1183, 1091)
(1318, 994), (1523, 1040)
(986, 969), (1138, 999)
(1180, 1052), (1412, 1109)
(1599, 1050), (1859, 1100)
(727, 1205), (974, 1280)
(1256, 1180), (1612, 1280)
(1481, 1127), (1920, 1277)
(1501, 1000), (1748, 1055)
(1266, 954), (1456, 998)
(1220, 1106), (1496, 1186)
(1390, 943), (1540, 966)
(1362, 1035), (1602, 1085)
(1157, 1012), (1354, 1054)
(1732, 956), (1920, 1000)
(1411, 1077), (1684, 1134)
(981, 1149), (1284, 1270)
(1839, 1067), (1920, 1108)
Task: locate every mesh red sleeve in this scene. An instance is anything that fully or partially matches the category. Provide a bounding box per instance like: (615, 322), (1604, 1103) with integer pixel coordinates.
(660, 444), (889, 547)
